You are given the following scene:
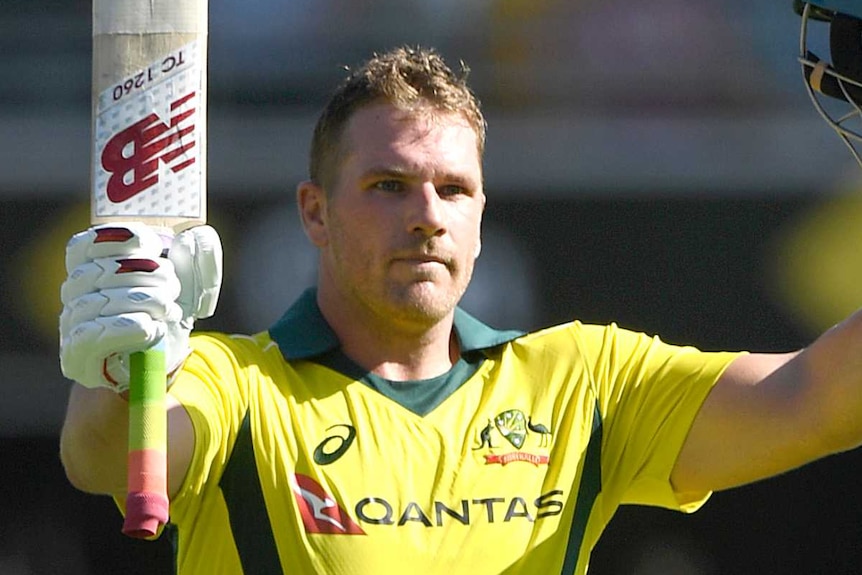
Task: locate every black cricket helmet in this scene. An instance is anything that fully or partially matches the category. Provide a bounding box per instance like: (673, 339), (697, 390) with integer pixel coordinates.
(796, 0), (862, 165)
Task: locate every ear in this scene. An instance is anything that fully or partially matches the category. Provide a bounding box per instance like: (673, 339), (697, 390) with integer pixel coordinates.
(474, 191), (486, 259)
(297, 180), (328, 247)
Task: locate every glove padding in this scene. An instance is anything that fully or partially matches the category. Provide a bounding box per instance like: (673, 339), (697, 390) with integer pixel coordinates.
(59, 223), (222, 392)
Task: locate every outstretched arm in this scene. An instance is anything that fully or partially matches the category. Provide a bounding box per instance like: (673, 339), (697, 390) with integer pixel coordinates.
(60, 385), (194, 500)
(58, 223), (222, 502)
(672, 308), (862, 494)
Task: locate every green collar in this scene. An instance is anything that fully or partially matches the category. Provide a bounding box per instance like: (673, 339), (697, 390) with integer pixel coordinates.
(268, 287), (524, 361)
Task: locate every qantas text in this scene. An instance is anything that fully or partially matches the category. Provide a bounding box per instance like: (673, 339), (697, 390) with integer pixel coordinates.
(352, 490), (564, 527)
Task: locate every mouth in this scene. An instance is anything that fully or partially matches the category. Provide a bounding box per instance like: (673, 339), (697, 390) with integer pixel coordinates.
(400, 254), (444, 264)
(391, 252), (451, 271)
(394, 257), (446, 269)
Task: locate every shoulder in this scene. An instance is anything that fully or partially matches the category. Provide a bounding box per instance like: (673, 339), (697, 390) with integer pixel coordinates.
(505, 320), (730, 377)
(505, 320), (621, 354)
(516, 320), (710, 354)
(183, 331), (286, 381)
(189, 330), (281, 356)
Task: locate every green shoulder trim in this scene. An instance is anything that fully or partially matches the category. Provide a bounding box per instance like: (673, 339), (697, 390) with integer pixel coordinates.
(268, 287), (525, 360)
(561, 401), (603, 575)
(320, 351), (484, 416)
(219, 411), (282, 574)
(268, 287), (527, 415)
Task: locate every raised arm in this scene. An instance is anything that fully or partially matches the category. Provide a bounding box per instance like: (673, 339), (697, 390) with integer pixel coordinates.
(60, 385), (194, 499)
(58, 223), (222, 500)
(667, 0), (862, 495)
(671, 308), (862, 494)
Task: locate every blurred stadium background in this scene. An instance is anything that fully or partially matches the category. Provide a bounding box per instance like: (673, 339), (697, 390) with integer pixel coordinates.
(3, 0), (862, 573)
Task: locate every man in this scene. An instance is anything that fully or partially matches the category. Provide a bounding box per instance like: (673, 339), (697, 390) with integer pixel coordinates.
(59, 43), (862, 575)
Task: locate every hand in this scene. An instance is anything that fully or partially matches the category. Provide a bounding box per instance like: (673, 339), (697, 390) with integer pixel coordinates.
(59, 223), (222, 392)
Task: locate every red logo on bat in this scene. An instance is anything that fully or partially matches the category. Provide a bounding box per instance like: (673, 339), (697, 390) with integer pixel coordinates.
(100, 92), (197, 204)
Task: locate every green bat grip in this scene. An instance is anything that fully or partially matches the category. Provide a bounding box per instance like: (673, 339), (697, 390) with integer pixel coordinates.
(122, 345), (170, 538)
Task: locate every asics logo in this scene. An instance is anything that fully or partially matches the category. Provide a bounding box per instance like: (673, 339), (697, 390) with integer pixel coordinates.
(313, 424), (356, 465)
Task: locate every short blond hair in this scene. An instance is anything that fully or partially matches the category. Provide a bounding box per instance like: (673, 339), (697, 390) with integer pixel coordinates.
(309, 46), (486, 190)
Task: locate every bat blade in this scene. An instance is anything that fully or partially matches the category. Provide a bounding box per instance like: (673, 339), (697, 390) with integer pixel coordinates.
(91, 0), (208, 538)
(92, 0), (207, 232)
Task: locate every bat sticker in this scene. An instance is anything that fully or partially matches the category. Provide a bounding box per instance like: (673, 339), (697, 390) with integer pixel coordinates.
(93, 41), (203, 220)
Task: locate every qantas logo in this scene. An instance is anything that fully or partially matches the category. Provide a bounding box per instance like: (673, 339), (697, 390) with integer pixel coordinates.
(291, 474), (365, 535)
(100, 92), (197, 204)
(291, 474), (563, 534)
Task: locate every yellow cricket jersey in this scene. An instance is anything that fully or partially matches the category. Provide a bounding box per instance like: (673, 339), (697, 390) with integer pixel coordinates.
(164, 288), (742, 574)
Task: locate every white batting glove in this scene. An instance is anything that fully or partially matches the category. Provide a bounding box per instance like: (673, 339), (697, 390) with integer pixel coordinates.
(59, 223), (222, 392)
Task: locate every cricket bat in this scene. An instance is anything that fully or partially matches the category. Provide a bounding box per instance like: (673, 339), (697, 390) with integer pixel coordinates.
(91, 0), (208, 538)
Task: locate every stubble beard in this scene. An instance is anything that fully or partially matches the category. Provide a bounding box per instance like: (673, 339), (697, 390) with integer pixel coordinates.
(341, 253), (475, 332)
(385, 236), (477, 327)
(326, 212), (477, 331)
(386, 275), (465, 326)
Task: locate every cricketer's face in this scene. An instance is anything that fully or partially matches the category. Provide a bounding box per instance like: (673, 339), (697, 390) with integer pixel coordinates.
(306, 101), (485, 329)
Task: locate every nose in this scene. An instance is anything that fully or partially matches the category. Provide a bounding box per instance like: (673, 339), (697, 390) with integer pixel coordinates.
(408, 182), (446, 237)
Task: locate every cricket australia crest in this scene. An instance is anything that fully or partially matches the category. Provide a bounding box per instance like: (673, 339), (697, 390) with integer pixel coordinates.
(476, 409), (551, 467)
(495, 409), (527, 449)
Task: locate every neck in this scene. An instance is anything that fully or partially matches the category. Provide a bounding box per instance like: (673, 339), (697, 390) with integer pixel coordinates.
(316, 285), (459, 382)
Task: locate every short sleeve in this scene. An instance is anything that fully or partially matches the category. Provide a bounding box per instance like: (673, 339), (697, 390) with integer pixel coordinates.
(167, 333), (252, 525)
(574, 323), (743, 512)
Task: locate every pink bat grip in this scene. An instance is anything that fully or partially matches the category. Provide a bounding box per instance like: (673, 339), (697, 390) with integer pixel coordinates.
(122, 346), (169, 538)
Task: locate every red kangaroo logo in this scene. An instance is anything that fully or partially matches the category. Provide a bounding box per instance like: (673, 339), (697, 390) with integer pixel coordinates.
(100, 92), (197, 203)
(291, 474), (365, 535)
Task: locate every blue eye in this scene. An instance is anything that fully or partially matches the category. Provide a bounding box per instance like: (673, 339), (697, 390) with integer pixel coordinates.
(439, 184), (466, 196)
(373, 180), (404, 193)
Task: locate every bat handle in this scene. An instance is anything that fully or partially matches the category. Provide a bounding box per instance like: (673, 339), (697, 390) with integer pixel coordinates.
(122, 344), (170, 538)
